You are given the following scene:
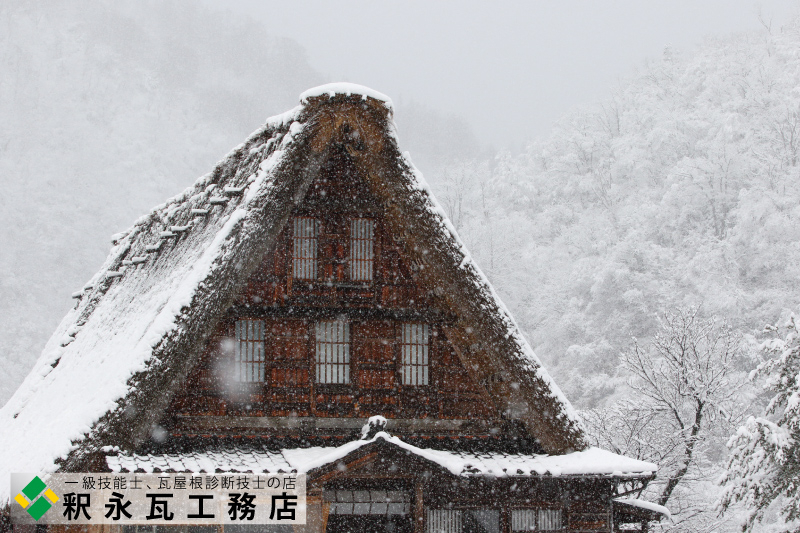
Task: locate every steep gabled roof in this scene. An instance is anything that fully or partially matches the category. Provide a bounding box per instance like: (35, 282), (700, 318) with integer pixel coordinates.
(0, 83), (586, 505)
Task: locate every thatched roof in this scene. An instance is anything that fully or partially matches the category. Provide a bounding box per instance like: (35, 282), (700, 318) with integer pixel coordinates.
(0, 83), (586, 505)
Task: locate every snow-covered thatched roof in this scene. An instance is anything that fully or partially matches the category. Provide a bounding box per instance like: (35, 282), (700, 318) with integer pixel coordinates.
(0, 83), (587, 505)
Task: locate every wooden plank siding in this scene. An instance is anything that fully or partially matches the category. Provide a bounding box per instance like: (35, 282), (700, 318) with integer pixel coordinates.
(164, 152), (499, 438)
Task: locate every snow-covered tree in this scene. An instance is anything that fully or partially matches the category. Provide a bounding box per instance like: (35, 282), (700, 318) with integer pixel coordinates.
(621, 307), (745, 508)
(582, 308), (748, 531)
(718, 313), (800, 533)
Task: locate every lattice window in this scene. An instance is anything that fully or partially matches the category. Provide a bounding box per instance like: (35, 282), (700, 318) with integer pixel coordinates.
(325, 490), (410, 515)
(315, 320), (350, 384)
(426, 510), (498, 533)
(292, 217), (318, 280)
(426, 510), (461, 533)
(537, 509), (562, 531)
(349, 218), (374, 281)
(235, 320), (265, 382)
(511, 510), (537, 531)
(511, 509), (563, 531)
(401, 323), (429, 386)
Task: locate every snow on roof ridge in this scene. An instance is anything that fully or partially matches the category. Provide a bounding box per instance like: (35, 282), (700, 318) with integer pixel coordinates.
(265, 105), (303, 129)
(300, 83), (393, 109)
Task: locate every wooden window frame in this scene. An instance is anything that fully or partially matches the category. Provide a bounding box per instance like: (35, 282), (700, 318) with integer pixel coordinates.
(426, 509), (461, 533)
(292, 216), (319, 281)
(234, 319), (265, 383)
(315, 319), (351, 385)
(400, 323), (430, 386)
(349, 217), (375, 282)
(509, 507), (565, 532)
(426, 509), (502, 533)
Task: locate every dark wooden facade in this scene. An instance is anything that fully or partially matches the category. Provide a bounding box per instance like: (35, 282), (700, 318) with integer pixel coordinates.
(164, 149), (504, 442)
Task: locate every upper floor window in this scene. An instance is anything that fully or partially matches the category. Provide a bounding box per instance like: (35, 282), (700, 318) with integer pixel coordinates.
(401, 323), (429, 386)
(349, 218), (374, 281)
(293, 217), (318, 280)
(315, 320), (350, 384)
(235, 319), (265, 382)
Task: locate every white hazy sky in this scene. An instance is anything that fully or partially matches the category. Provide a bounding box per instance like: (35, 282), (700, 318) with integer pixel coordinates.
(206, 0), (798, 151)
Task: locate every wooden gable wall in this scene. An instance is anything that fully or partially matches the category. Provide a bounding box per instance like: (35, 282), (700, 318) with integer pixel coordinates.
(163, 148), (514, 441)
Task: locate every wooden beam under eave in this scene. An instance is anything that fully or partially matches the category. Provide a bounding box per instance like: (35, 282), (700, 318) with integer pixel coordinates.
(414, 481), (424, 533)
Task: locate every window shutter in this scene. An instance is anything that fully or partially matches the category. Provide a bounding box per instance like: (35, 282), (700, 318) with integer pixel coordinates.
(538, 509), (562, 531)
(511, 510), (537, 531)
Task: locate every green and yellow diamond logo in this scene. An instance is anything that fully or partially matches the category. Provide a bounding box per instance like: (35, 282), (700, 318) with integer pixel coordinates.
(13, 476), (59, 521)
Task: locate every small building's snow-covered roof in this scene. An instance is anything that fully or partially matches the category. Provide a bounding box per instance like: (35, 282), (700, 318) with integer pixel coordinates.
(0, 84), (595, 505)
(108, 433), (657, 479)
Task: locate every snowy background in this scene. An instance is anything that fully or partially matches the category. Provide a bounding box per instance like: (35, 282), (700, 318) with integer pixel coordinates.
(3, 1), (800, 531)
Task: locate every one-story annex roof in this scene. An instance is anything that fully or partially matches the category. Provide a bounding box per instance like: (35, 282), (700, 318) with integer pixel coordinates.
(1, 83), (591, 505)
(106, 431), (657, 480)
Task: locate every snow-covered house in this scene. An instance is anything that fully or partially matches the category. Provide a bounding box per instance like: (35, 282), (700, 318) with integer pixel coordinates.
(0, 84), (666, 532)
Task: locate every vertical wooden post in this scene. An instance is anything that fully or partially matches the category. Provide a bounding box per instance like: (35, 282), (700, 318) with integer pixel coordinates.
(500, 505), (510, 533)
(414, 481), (424, 533)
